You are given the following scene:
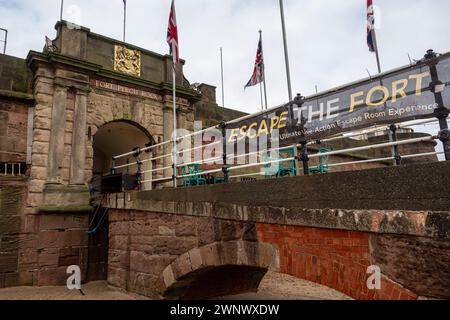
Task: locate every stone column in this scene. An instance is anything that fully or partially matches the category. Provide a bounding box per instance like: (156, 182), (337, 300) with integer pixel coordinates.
(163, 105), (174, 183)
(70, 89), (89, 185)
(47, 84), (67, 184)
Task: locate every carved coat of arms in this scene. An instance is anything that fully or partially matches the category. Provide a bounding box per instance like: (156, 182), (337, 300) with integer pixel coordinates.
(114, 45), (141, 77)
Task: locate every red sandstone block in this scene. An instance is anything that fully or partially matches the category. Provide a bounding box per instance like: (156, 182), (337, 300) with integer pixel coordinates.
(37, 266), (70, 286)
(38, 248), (59, 268)
(64, 229), (89, 247)
(108, 267), (128, 289)
(38, 230), (64, 249)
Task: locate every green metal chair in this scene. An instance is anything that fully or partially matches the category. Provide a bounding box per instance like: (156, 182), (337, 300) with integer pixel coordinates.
(213, 176), (226, 184)
(262, 153), (278, 179)
(276, 147), (297, 177)
(262, 147), (297, 179)
(309, 148), (331, 174)
(182, 164), (206, 187)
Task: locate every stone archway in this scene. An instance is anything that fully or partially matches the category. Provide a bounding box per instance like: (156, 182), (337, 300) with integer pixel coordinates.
(86, 120), (154, 281)
(92, 120), (155, 191)
(159, 241), (279, 300)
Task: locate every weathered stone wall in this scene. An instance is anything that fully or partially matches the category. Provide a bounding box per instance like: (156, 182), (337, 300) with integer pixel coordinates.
(370, 234), (450, 299)
(53, 21), (185, 86)
(107, 209), (275, 299)
(0, 98), (30, 163)
(0, 54), (34, 165)
(0, 178), (27, 287)
(107, 202), (449, 299)
(0, 54), (33, 93)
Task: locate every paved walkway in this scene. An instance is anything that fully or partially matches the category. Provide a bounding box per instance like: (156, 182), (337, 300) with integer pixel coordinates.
(0, 272), (351, 300)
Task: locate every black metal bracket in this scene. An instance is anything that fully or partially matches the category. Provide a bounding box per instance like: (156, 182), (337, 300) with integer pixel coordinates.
(438, 129), (450, 143)
(300, 141), (309, 175)
(132, 147), (142, 158)
(219, 121), (229, 183)
(111, 158), (116, 175)
(144, 142), (154, 153)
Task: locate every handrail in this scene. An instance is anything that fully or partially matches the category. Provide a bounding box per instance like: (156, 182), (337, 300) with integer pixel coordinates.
(307, 136), (436, 159)
(326, 151), (444, 168)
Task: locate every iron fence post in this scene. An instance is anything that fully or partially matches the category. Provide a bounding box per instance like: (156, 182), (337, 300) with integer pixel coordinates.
(220, 121), (229, 182)
(389, 124), (402, 166)
(424, 49), (450, 161)
(111, 158), (116, 175)
(300, 140), (309, 175)
(293, 144), (300, 176)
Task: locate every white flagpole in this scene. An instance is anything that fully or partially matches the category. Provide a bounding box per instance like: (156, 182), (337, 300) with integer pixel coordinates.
(279, 0), (293, 102)
(259, 30), (269, 110)
(172, 61), (177, 188)
(259, 82), (264, 112)
(220, 47), (225, 108)
(60, 0), (64, 20)
(371, 30), (382, 74)
(123, 1), (127, 42)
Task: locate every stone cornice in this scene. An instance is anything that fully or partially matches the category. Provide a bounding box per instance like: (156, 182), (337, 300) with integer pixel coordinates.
(0, 89), (34, 102)
(26, 51), (202, 102)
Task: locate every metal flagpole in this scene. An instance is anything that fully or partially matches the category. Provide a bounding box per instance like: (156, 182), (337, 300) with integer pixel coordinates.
(259, 30), (269, 110)
(259, 82), (264, 112)
(60, 0), (64, 20)
(370, 15), (397, 165)
(172, 63), (177, 188)
(220, 47), (225, 108)
(372, 30), (382, 74)
(123, 1), (127, 42)
(279, 0), (293, 102)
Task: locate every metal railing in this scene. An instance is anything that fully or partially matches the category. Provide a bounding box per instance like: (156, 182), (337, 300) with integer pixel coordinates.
(0, 163), (25, 177)
(110, 116), (449, 191)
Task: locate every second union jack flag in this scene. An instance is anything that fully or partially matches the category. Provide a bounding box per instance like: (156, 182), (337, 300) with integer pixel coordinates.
(245, 34), (264, 88)
(167, 0), (179, 64)
(367, 0), (376, 52)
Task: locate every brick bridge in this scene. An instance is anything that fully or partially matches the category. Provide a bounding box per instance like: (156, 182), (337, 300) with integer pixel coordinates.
(105, 162), (450, 300)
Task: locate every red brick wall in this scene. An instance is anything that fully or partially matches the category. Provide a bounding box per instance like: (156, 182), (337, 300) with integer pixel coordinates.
(256, 224), (418, 300)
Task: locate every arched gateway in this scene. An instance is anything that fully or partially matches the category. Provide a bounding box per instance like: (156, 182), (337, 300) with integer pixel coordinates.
(0, 20), (245, 287)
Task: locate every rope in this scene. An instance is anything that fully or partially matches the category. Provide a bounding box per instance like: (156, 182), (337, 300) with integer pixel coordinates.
(87, 207), (109, 235)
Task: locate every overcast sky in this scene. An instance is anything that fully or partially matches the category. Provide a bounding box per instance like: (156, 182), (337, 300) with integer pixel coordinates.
(1, 0), (448, 159)
(1, 0), (449, 114)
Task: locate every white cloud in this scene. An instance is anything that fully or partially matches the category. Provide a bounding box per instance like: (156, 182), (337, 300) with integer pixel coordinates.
(1, 0), (449, 117)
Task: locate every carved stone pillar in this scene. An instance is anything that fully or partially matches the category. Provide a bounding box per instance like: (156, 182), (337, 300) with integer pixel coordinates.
(163, 105), (174, 182)
(47, 84), (67, 184)
(70, 89), (89, 185)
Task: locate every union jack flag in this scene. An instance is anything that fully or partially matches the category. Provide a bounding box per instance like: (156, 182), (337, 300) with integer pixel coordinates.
(367, 0), (376, 52)
(167, 0), (179, 65)
(245, 34), (264, 88)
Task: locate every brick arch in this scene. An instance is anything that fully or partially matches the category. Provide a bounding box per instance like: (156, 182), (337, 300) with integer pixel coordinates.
(159, 241), (280, 300)
(256, 224), (419, 300)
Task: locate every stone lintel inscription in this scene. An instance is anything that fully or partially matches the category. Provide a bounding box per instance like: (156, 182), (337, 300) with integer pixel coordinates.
(90, 79), (162, 101)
